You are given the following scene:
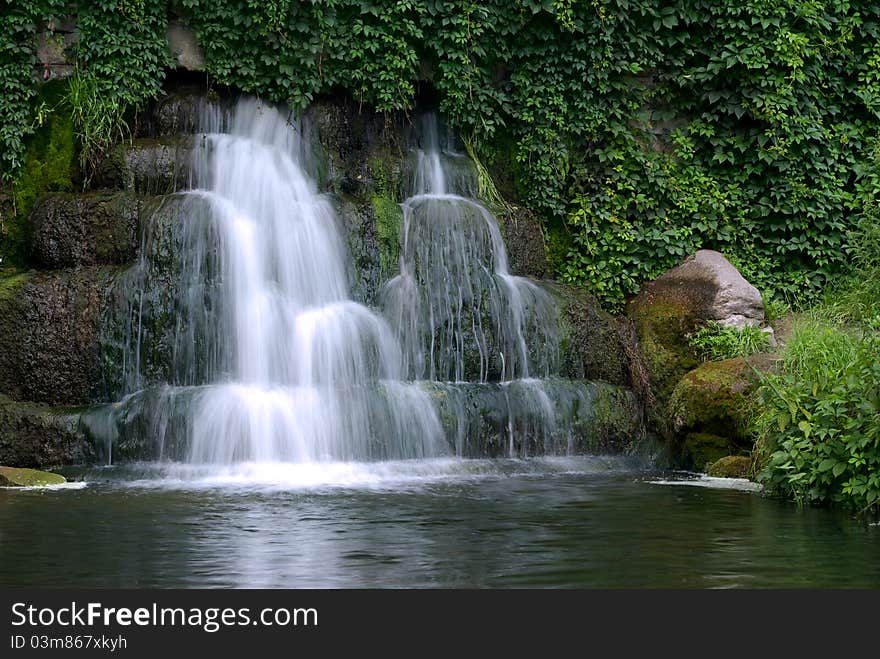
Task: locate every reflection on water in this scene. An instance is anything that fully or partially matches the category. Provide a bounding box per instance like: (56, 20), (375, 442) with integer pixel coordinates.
(1, 458), (878, 588)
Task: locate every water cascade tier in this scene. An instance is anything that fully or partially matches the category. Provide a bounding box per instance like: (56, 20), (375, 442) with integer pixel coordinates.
(383, 117), (559, 383)
(79, 98), (636, 471)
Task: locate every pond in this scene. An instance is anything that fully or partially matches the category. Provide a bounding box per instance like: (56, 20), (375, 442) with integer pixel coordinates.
(2, 457), (877, 588)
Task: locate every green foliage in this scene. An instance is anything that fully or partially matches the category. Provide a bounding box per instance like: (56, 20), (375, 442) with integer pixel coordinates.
(66, 68), (128, 179)
(1, 1), (169, 183)
(754, 329), (880, 514)
(780, 317), (860, 378)
(2, 1), (879, 310)
(688, 321), (771, 362)
(72, 0), (170, 174)
(1, 80), (74, 266)
(753, 196), (880, 514)
(0, 1), (65, 179)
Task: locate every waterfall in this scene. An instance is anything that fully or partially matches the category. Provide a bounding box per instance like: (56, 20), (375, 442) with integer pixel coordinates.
(383, 115), (559, 383)
(106, 98), (445, 464)
(82, 99), (629, 473)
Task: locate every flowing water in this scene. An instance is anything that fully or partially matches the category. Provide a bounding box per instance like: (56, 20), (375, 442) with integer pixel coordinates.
(84, 100), (596, 469)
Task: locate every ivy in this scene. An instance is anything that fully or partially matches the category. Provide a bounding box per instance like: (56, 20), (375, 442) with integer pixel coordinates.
(2, 1), (879, 310)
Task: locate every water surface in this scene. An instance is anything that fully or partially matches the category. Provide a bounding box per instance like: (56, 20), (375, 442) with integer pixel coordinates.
(1, 458), (877, 588)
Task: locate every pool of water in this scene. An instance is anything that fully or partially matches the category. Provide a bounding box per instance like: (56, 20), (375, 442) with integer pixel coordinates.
(1, 457), (878, 588)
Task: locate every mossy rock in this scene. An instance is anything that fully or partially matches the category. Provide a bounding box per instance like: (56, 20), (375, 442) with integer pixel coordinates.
(29, 192), (144, 267)
(93, 136), (193, 194)
(627, 290), (701, 415)
(626, 250), (767, 427)
(0, 395), (92, 468)
(706, 455), (752, 479)
(667, 354), (776, 442)
(306, 96), (406, 198)
(682, 432), (733, 471)
(0, 466), (66, 487)
(0, 267), (116, 405)
(544, 282), (643, 388)
(496, 205), (548, 279)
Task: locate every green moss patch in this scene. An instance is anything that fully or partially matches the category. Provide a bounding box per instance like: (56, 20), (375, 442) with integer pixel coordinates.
(0, 465), (66, 487)
(371, 194), (402, 279)
(706, 455), (752, 479)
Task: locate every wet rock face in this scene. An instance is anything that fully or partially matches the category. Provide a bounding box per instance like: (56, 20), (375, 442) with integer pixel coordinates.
(29, 193), (146, 268)
(0, 268), (114, 405)
(424, 380), (644, 458)
(0, 396), (92, 469)
(93, 137), (194, 194)
(544, 282), (643, 388)
(306, 97), (406, 197)
(500, 206), (549, 279)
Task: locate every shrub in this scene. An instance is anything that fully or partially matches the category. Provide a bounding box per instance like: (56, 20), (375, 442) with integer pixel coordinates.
(754, 331), (880, 513)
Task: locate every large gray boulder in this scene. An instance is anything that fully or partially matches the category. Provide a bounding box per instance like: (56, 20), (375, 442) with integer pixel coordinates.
(664, 249), (764, 329)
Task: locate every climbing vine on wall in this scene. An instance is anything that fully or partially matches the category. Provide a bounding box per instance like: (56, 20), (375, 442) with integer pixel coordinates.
(2, 1), (879, 309)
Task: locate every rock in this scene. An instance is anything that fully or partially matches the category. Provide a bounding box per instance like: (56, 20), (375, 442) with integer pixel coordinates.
(706, 455), (752, 478)
(151, 90), (233, 136)
(306, 96), (407, 196)
(94, 137), (194, 194)
(499, 206), (549, 279)
(545, 282), (647, 389)
(335, 195), (383, 306)
(0, 395), (92, 468)
(654, 249), (764, 328)
(29, 193), (147, 267)
(667, 354), (776, 442)
(35, 21), (77, 81)
(167, 22), (205, 71)
(627, 249), (766, 414)
(682, 433), (733, 471)
(0, 268), (114, 405)
(0, 465), (66, 486)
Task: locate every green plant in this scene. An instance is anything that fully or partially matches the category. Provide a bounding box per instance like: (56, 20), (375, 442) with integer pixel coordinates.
(754, 331), (880, 513)
(688, 321), (771, 362)
(66, 68), (128, 179)
(780, 317), (860, 380)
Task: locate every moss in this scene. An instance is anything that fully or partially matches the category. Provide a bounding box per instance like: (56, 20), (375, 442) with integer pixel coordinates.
(367, 155), (392, 196)
(706, 455), (752, 479)
(371, 194), (402, 279)
(667, 354), (775, 443)
(5, 104), (76, 266)
(544, 215), (574, 278)
(627, 295), (701, 423)
(0, 465), (66, 487)
(0, 271), (28, 305)
(682, 432), (733, 471)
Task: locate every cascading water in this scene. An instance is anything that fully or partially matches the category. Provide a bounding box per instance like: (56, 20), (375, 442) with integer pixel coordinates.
(82, 99), (635, 478)
(98, 98), (445, 468)
(383, 116), (559, 383)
